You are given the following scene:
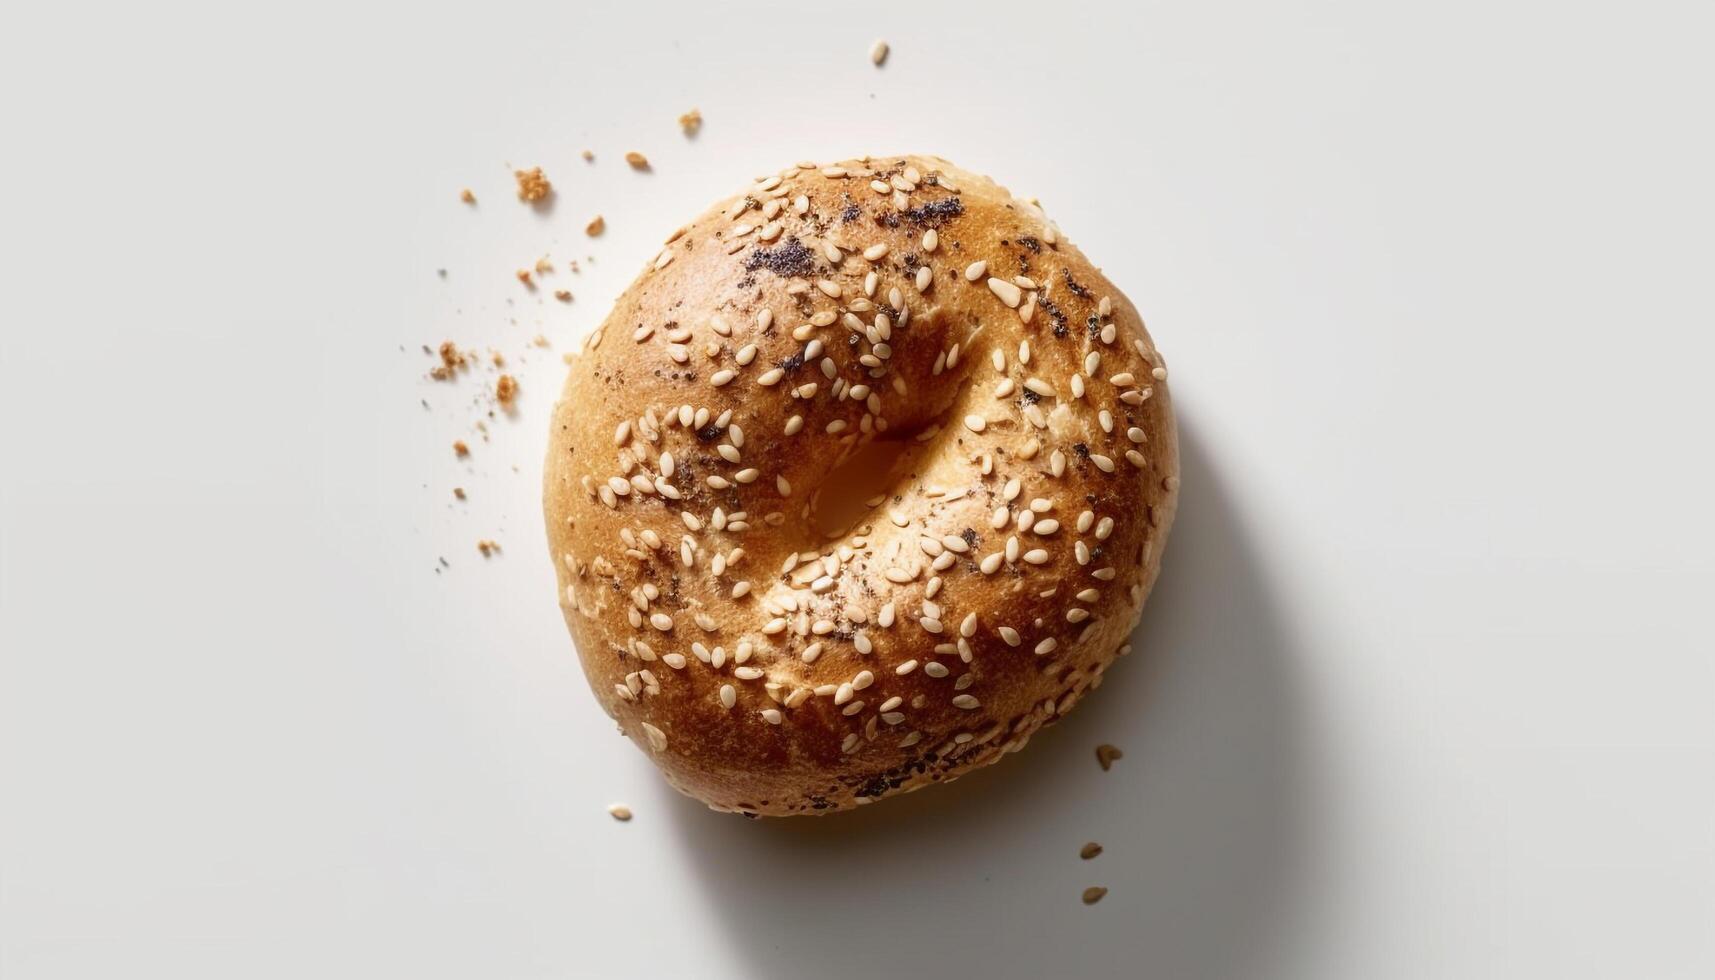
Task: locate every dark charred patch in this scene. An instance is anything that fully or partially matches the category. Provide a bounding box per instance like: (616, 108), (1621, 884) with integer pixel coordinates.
(695, 423), (722, 442)
(1073, 442), (1091, 459)
(777, 349), (806, 374)
(742, 236), (817, 279)
(900, 195), (965, 227)
(840, 201), (862, 223)
(960, 527), (979, 548)
(1019, 235), (1041, 253)
(1063, 268), (1092, 299)
(1020, 387), (1041, 405)
(1039, 295), (1069, 338)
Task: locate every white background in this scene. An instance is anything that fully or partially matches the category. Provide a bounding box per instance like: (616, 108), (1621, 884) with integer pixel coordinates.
(3, 1), (1712, 977)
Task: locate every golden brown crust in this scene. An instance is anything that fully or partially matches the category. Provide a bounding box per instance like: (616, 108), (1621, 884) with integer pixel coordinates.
(544, 156), (1178, 816)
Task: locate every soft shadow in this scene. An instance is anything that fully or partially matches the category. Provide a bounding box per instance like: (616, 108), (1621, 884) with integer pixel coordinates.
(662, 418), (1312, 979)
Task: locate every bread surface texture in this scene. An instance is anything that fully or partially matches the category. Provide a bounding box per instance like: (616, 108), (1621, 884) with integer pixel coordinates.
(545, 155), (1177, 816)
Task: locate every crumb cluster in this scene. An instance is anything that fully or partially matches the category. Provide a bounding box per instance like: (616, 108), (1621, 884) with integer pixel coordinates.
(514, 167), (553, 203)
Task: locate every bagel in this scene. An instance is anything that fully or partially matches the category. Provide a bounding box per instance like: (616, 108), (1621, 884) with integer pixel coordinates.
(544, 155), (1178, 816)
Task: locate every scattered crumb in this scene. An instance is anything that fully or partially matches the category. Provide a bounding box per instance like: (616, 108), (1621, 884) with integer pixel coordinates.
(495, 374), (518, 407)
(553, 289), (572, 303)
(490, 351), (505, 367)
(453, 487), (466, 500)
(608, 803), (633, 821)
(1081, 886), (1108, 906)
(581, 149), (594, 162)
(534, 256), (553, 275)
(514, 167), (552, 203)
(531, 335), (550, 347)
(516, 269), (534, 287)
(678, 108), (702, 135)
(870, 39), (889, 66)
(1080, 842), (1103, 860)
(452, 440), (470, 457)
(586, 214), (605, 237)
(430, 341), (468, 380)
(624, 151), (650, 170)
(1096, 743), (1123, 771)
(459, 188), (475, 204)
(477, 539), (499, 557)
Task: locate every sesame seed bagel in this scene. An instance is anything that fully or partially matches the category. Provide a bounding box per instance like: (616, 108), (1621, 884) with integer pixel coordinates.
(545, 155), (1178, 816)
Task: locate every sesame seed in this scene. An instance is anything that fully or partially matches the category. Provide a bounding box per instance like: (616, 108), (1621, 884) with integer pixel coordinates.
(964, 260), (987, 281)
(953, 694), (980, 709)
(1082, 887), (1108, 905)
(986, 277), (1023, 308)
(1023, 548), (1049, 565)
(924, 661), (950, 678)
(1035, 638), (1058, 655)
(761, 708), (783, 725)
(734, 666), (763, 680)
(863, 243), (889, 261)
(641, 723), (667, 751)
(608, 804), (633, 821)
(896, 660), (918, 675)
(962, 414), (987, 433)
(999, 627), (1022, 646)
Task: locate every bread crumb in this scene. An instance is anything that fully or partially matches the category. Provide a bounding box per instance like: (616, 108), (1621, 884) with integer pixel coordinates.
(477, 539), (499, 557)
(1080, 841), (1103, 860)
(495, 374), (518, 407)
(452, 440), (470, 457)
(459, 188), (475, 204)
(516, 269), (534, 287)
(870, 39), (889, 66)
(586, 214), (605, 237)
(553, 289), (572, 303)
(453, 487), (466, 500)
(490, 351), (505, 368)
(624, 151), (650, 170)
(514, 167), (552, 203)
(534, 256), (553, 275)
(531, 335), (550, 347)
(1095, 743), (1123, 771)
(581, 149), (594, 162)
(608, 803), (633, 821)
(678, 108), (702, 135)
(430, 340), (467, 380)
(1081, 886), (1108, 905)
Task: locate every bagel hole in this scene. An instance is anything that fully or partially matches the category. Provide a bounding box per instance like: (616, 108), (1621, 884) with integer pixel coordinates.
(811, 436), (922, 538)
